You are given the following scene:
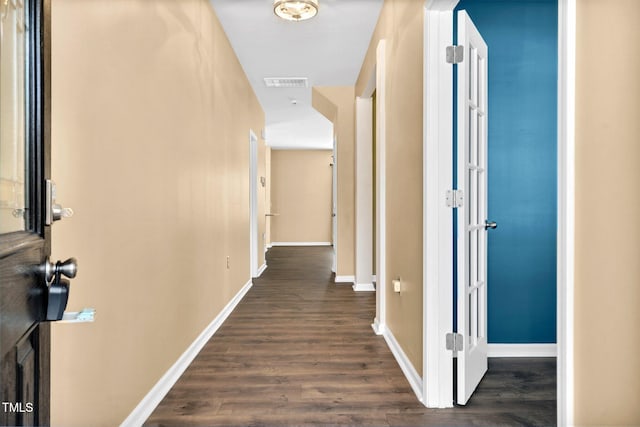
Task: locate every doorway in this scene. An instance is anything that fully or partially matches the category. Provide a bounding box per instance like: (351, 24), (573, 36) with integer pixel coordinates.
(423, 0), (574, 423)
(354, 40), (388, 332)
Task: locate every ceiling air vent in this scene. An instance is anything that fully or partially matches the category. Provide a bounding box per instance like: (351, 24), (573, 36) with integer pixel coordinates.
(264, 77), (309, 88)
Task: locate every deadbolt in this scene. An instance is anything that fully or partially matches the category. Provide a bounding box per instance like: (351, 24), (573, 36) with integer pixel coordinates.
(46, 180), (74, 225)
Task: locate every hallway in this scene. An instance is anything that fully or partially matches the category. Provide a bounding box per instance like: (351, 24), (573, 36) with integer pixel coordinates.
(144, 247), (556, 426)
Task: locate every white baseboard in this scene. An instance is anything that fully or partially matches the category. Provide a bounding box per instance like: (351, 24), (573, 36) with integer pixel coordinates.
(334, 275), (355, 284)
(371, 318), (385, 335)
(488, 343), (557, 358)
(256, 263), (267, 277)
(352, 283), (375, 292)
(382, 327), (423, 403)
(120, 279), (253, 427)
(270, 241), (332, 246)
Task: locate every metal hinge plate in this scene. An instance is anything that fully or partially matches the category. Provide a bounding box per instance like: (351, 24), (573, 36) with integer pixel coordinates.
(446, 333), (464, 353)
(446, 189), (464, 208)
(446, 45), (464, 64)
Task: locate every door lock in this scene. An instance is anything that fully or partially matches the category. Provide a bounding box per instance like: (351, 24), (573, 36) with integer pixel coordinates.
(40, 257), (78, 283)
(46, 180), (74, 225)
(39, 257), (78, 321)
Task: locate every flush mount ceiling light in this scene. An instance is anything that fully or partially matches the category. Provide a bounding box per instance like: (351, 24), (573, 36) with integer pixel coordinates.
(274, 0), (319, 22)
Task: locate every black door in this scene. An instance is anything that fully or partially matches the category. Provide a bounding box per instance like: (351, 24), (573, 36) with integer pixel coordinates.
(0, 1), (51, 425)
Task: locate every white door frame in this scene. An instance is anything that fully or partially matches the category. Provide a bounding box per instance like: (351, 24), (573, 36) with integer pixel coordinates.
(331, 136), (338, 273)
(371, 40), (387, 335)
(354, 96), (375, 292)
(249, 129), (259, 278)
(354, 52), (379, 293)
(422, 1), (575, 424)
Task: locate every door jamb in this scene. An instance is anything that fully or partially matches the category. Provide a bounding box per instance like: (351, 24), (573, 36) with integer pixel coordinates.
(422, 1), (576, 423)
(249, 129), (259, 278)
(423, 1), (456, 408)
(354, 56), (378, 293)
(371, 40), (387, 335)
(332, 136), (338, 273)
(354, 96), (375, 292)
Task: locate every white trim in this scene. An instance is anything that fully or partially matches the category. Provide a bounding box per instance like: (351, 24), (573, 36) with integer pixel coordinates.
(256, 263), (267, 277)
(373, 39), (387, 336)
(266, 243), (273, 249)
(352, 283), (375, 292)
(249, 130), (259, 278)
(269, 242), (332, 247)
(423, 0), (457, 409)
(372, 274), (377, 283)
(332, 136), (338, 274)
(355, 96), (374, 295)
(372, 319), (385, 335)
(557, 0), (576, 425)
(382, 327), (424, 403)
(334, 275), (355, 284)
(488, 344), (557, 358)
(120, 279), (253, 427)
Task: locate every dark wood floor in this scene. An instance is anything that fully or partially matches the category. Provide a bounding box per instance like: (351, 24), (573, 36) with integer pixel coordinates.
(145, 246), (556, 427)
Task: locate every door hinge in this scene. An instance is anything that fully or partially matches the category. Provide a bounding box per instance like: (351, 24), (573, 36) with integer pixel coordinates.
(446, 189), (464, 208)
(446, 333), (464, 353)
(446, 45), (464, 64)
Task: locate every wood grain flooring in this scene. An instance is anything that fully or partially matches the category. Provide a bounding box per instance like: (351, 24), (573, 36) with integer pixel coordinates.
(145, 246), (556, 427)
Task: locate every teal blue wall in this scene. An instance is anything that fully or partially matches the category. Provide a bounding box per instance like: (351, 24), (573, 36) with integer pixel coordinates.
(455, 0), (558, 343)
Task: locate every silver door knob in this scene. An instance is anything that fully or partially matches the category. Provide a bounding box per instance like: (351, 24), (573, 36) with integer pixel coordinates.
(485, 220), (497, 230)
(57, 258), (78, 279)
(40, 257), (78, 282)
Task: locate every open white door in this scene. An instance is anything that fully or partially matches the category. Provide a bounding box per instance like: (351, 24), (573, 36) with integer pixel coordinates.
(456, 10), (489, 405)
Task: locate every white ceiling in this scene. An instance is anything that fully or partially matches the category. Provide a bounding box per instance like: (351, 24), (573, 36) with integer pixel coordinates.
(209, 0), (383, 149)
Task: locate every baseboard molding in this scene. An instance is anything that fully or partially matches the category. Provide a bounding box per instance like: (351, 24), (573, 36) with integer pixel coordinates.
(382, 328), (424, 403)
(488, 343), (557, 358)
(352, 283), (375, 292)
(334, 275), (355, 284)
(120, 279), (253, 427)
(256, 263), (267, 277)
(270, 241), (332, 247)
(371, 318), (385, 336)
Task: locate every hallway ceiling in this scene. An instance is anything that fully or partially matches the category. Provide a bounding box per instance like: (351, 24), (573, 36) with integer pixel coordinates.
(210, 0), (383, 149)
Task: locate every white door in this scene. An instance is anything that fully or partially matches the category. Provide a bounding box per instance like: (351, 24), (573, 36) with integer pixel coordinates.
(456, 10), (490, 405)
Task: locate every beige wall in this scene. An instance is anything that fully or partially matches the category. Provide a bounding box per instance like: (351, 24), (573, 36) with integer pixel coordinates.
(574, 1), (640, 425)
(50, 1), (264, 426)
(312, 86), (356, 276)
(354, 0), (424, 375)
(270, 149), (333, 244)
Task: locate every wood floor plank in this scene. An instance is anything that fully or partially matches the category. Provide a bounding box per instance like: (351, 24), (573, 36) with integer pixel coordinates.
(145, 246), (556, 426)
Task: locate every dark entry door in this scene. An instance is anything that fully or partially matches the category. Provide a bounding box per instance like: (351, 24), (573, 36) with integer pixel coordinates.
(0, 0), (51, 425)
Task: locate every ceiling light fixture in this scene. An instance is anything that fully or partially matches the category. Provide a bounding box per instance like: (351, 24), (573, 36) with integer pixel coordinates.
(273, 0), (319, 22)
